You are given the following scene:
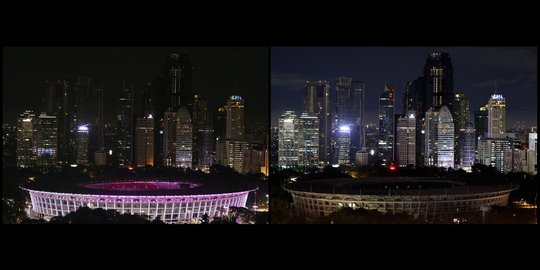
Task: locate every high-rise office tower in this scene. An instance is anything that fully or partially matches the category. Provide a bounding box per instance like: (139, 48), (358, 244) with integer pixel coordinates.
(223, 140), (250, 173)
(36, 113), (57, 168)
(453, 93), (470, 130)
(304, 81), (332, 163)
(478, 138), (512, 173)
(405, 77), (428, 166)
(270, 126), (279, 167)
(487, 93), (506, 138)
(425, 108), (439, 166)
(117, 83), (134, 168)
(17, 110), (36, 168)
(198, 125), (214, 172)
(396, 112), (416, 167)
(459, 122), (475, 172)
(214, 106), (227, 140)
(474, 105), (489, 138)
(529, 133), (537, 151)
(151, 53), (193, 167)
(437, 106), (454, 168)
(135, 114), (154, 167)
(226, 95), (245, 140)
(335, 77), (365, 163)
(278, 111), (299, 168)
(73, 77), (104, 164)
(192, 94), (212, 169)
(424, 52), (454, 110)
(453, 92), (470, 166)
(163, 110), (177, 167)
(378, 83), (395, 164)
(76, 125), (90, 165)
(298, 113), (319, 167)
(154, 52), (194, 113)
(176, 106), (193, 169)
(43, 80), (70, 165)
(337, 125), (351, 165)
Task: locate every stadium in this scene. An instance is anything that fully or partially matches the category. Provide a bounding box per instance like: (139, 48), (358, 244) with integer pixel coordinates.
(284, 177), (517, 221)
(22, 179), (257, 224)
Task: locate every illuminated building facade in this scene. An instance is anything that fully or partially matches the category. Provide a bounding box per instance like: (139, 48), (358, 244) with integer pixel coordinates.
(298, 113), (319, 167)
(36, 113), (57, 167)
(459, 122), (475, 172)
(135, 115), (154, 167)
(76, 125), (90, 165)
(17, 110), (36, 168)
(278, 111), (299, 168)
(378, 83), (395, 164)
(487, 94), (506, 138)
(437, 106), (454, 168)
(226, 95), (244, 140)
(396, 112), (416, 167)
(176, 106), (193, 169)
(337, 125), (351, 165)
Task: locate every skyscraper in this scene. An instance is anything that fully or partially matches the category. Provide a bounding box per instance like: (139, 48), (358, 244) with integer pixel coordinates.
(474, 105), (489, 143)
(425, 108), (439, 166)
(278, 111), (299, 168)
(226, 95), (245, 140)
(198, 125), (214, 172)
(117, 83), (134, 168)
(17, 110), (36, 168)
(337, 125), (351, 165)
(437, 106), (454, 168)
(304, 81), (332, 163)
(335, 77), (365, 162)
(214, 106), (227, 140)
(396, 112), (416, 167)
(43, 80), (70, 165)
(408, 77), (429, 166)
(163, 110), (177, 167)
(73, 77), (104, 164)
(424, 52), (454, 110)
(76, 125), (90, 165)
(192, 94), (212, 170)
(157, 52), (194, 112)
(478, 138), (512, 173)
(298, 113), (319, 167)
(135, 114), (154, 167)
(176, 107), (193, 169)
(36, 113), (57, 168)
(459, 122), (475, 172)
(487, 94), (506, 138)
(378, 83), (395, 164)
(453, 92), (470, 166)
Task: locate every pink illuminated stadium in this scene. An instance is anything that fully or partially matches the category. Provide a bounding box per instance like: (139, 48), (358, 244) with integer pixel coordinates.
(23, 180), (256, 224)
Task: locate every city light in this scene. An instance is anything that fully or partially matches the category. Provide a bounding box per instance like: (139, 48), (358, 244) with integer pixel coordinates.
(339, 125), (350, 132)
(77, 125), (89, 131)
(22, 118), (31, 122)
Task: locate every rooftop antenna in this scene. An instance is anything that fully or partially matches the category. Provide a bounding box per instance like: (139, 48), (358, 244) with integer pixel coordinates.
(494, 80), (499, 94)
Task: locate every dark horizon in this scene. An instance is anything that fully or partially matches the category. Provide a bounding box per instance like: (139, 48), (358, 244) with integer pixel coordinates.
(271, 47), (537, 128)
(3, 47), (269, 127)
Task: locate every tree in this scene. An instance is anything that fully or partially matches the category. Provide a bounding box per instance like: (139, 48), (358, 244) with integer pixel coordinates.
(200, 213), (210, 224)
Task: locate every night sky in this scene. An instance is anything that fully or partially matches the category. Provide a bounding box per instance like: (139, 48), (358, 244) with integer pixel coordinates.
(3, 47), (268, 127)
(271, 47), (537, 127)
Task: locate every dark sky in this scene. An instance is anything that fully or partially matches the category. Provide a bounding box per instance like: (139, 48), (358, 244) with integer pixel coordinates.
(3, 47), (268, 127)
(271, 47), (537, 128)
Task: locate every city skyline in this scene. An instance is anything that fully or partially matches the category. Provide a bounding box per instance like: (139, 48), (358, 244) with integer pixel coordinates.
(271, 47), (537, 127)
(3, 47), (269, 128)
